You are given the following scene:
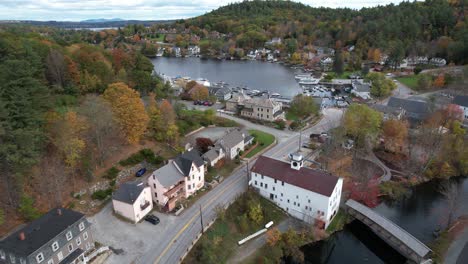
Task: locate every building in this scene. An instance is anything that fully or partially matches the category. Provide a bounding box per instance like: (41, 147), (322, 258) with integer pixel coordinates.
(112, 181), (153, 223)
(0, 208), (94, 264)
(225, 92), (251, 112)
(265, 37), (282, 46)
(453, 95), (468, 120)
(188, 45), (200, 56)
(241, 97), (284, 122)
(202, 145), (225, 167)
(208, 86), (232, 101)
(370, 104), (405, 120)
(251, 155), (343, 228)
(148, 149), (205, 211)
(351, 80), (372, 100)
(202, 129), (253, 166)
(387, 97), (431, 123)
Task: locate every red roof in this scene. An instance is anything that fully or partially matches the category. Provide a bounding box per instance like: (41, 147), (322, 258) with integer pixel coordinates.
(251, 156), (339, 197)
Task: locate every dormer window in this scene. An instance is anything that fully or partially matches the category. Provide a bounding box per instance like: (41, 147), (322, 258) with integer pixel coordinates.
(79, 222), (85, 231)
(66, 231), (73, 241)
(51, 241), (59, 252)
(36, 252), (44, 263)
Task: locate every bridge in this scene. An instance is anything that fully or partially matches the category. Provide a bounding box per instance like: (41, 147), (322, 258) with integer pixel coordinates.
(345, 199), (432, 264)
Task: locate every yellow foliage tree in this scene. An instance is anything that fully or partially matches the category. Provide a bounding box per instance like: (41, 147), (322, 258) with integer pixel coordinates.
(52, 112), (88, 168)
(191, 85), (209, 101)
(266, 227), (281, 246)
(103, 82), (149, 144)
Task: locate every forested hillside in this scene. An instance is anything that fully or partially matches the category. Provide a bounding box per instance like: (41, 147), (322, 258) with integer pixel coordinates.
(0, 26), (173, 230)
(179, 0), (468, 63)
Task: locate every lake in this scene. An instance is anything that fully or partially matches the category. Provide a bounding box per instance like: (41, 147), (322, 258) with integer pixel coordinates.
(303, 176), (468, 263)
(151, 57), (303, 97)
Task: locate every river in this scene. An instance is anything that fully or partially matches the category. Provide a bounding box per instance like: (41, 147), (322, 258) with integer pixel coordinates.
(303, 176), (468, 263)
(151, 57), (303, 97)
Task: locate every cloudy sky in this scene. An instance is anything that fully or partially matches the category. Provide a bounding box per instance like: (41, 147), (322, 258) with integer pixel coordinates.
(0, 0), (407, 21)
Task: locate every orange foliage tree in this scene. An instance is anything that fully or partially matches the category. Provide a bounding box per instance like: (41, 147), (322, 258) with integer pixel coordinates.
(103, 82), (149, 144)
(190, 85), (209, 101)
(382, 119), (408, 153)
(266, 227), (281, 246)
(433, 74), (445, 88)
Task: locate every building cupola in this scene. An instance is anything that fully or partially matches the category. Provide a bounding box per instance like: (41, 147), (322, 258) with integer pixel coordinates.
(290, 153), (304, 170)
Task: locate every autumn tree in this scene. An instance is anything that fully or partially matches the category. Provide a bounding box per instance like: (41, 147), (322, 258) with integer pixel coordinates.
(103, 82), (149, 144)
(333, 51), (344, 75)
(266, 227), (281, 246)
(433, 74), (445, 88)
(343, 104), (382, 147)
(196, 137), (214, 153)
(366, 72), (397, 98)
(191, 85), (210, 101)
(157, 99), (179, 145)
(289, 94), (319, 119)
(248, 201), (263, 224)
(45, 49), (67, 89)
(382, 119), (408, 153)
(417, 74), (433, 90)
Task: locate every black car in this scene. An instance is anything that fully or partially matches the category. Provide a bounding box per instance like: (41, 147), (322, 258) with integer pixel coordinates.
(135, 168), (146, 177)
(144, 214), (160, 225)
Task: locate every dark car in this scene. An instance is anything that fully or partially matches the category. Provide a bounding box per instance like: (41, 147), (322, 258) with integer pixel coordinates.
(202, 101), (210, 106)
(144, 214), (160, 225)
(135, 168), (146, 177)
(193, 100), (200, 105)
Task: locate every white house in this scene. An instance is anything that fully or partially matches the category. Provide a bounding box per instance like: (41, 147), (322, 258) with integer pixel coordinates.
(453, 95), (468, 120)
(112, 181), (153, 223)
(351, 80), (372, 100)
(250, 155), (343, 229)
(148, 149), (205, 211)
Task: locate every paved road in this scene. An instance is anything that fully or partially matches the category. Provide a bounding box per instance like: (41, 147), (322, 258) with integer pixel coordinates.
(90, 108), (343, 264)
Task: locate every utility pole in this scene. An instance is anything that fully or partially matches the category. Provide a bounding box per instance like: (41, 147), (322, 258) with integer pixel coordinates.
(298, 129), (302, 152)
(246, 160), (250, 188)
(200, 204), (204, 234)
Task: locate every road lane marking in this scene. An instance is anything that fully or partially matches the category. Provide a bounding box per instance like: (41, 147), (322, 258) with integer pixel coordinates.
(154, 171), (246, 264)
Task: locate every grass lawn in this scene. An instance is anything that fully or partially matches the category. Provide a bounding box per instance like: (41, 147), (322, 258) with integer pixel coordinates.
(326, 209), (348, 234)
(286, 111), (300, 121)
(205, 160), (240, 182)
(183, 190), (287, 264)
(396, 76), (419, 90)
(150, 34), (165, 42)
(245, 130), (275, 158)
(327, 71), (356, 79)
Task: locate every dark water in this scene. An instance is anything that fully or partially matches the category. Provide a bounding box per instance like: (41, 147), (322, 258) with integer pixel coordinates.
(303, 177), (468, 264)
(151, 57), (302, 97)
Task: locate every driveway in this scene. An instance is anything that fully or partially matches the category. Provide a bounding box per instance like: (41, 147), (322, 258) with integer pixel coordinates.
(185, 126), (233, 145)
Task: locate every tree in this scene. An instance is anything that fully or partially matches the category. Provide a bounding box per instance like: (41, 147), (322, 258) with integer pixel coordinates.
(159, 100), (176, 125)
(333, 51), (344, 75)
(79, 95), (122, 166)
(45, 49), (67, 89)
(382, 119), (408, 153)
(53, 112), (88, 169)
(434, 74), (445, 88)
(103, 82), (149, 144)
(366, 72), (397, 98)
(289, 94), (319, 119)
(185, 80), (198, 91)
(343, 104), (382, 146)
(18, 194), (41, 221)
(439, 181), (462, 228)
(196, 137), (214, 153)
(417, 74), (433, 90)
(248, 201), (263, 224)
(191, 85), (209, 101)
(266, 227), (281, 246)
(0, 208), (4, 225)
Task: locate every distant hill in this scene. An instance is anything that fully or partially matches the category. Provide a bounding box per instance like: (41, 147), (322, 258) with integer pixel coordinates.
(81, 18), (125, 23)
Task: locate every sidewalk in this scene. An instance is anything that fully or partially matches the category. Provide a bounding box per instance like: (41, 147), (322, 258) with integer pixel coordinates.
(445, 223), (468, 264)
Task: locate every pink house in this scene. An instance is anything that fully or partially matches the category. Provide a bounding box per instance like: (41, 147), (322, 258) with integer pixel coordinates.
(112, 181), (153, 223)
(148, 149), (205, 211)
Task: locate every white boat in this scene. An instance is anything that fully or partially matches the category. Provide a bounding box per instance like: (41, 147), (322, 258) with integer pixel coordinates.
(295, 74), (311, 80)
(270, 93), (281, 97)
(299, 78), (320, 85)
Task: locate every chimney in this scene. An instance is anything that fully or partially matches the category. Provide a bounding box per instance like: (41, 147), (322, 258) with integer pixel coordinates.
(57, 208), (62, 216)
(19, 232), (25, 241)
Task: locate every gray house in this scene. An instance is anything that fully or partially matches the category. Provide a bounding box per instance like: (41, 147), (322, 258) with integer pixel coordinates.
(387, 97), (431, 123)
(0, 208), (94, 264)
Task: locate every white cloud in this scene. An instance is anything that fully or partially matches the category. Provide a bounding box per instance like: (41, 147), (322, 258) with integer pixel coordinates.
(0, 0), (407, 21)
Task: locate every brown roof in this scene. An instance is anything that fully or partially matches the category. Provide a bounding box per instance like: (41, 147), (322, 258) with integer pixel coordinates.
(251, 156), (339, 197)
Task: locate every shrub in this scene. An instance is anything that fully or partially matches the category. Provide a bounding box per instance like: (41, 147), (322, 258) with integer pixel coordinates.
(92, 189), (113, 201)
(104, 166), (120, 179)
(119, 148), (162, 166)
(18, 195), (41, 221)
(274, 119), (286, 130)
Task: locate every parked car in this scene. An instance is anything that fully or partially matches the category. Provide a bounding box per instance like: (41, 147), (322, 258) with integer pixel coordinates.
(144, 214), (160, 225)
(193, 100), (201, 105)
(135, 168), (146, 177)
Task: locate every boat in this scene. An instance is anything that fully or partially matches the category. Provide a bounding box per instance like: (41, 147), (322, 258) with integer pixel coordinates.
(299, 78), (320, 85)
(295, 74), (311, 80)
(270, 93), (281, 98)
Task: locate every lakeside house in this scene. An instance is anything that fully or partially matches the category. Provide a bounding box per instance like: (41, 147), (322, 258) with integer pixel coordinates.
(265, 37), (282, 46)
(202, 129), (254, 166)
(240, 97), (284, 122)
(148, 149), (205, 211)
(0, 208), (94, 264)
(387, 97), (431, 124)
(112, 181), (153, 223)
(453, 95), (468, 120)
(251, 155), (343, 228)
(226, 92), (251, 112)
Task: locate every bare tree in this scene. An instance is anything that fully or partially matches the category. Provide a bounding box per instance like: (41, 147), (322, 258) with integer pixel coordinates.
(45, 49), (67, 89)
(36, 149), (68, 208)
(79, 95), (123, 166)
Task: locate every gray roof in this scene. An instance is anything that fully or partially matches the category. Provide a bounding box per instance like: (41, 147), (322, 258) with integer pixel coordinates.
(453, 95), (468, 107)
(202, 146), (223, 163)
(352, 81), (371, 92)
(174, 149), (204, 176)
(370, 104), (403, 115)
(246, 97), (279, 108)
(152, 162), (185, 187)
(387, 97), (431, 120)
(219, 129), (245, 149)
(112, 181), (146, 204)
(346, 199), (431, 258)
(0, 208), (85, 257)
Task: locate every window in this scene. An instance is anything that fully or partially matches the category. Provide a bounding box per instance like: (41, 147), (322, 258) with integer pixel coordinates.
(192, 175), (194, 180)
(287, 199), (290, 203)
(66, 231), (73, 241)
(199, 176), (201, 181)
(155, 192), (158, 197)
(261, 175), (264, 179)
(0, 250), (5, 260)
(188, 185), (191, 190)
(76, 237), (81, 246)
(305, 206), (308, 210)
(79, 222), (85, 231)
(293, 202), (296, 206)
(192, 183), (195, 188)
(298, 203), (300, 207)
(36, 253), (44, 263)
(308, 199), (311, 203)
(9, 254), (15, 264)
(68, 243), (74, 253)
(57, 252), (63, 261)
(273, 187), (275, 191)
(52, 241), (59, 252)
(255, 180), (257, 185)
(274, 179), (277, 184)
(282, 181), (284, 186)
(153, 183), (156, 188)
(47, 259), (54, 264)
(265, 184), (268, 189)
(281, 193), (283, 197)
(83, 232), (88, 241)
(296, 195), (299, 199)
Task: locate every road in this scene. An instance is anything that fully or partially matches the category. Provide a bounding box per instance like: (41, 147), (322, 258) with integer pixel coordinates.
(90, 108), (343, 264)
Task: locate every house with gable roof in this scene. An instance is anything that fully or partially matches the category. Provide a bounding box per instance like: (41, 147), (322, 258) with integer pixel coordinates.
(112, 181), (153, 223)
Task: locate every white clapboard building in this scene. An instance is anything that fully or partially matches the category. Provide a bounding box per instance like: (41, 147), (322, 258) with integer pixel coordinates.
(250, 154), (343, 228)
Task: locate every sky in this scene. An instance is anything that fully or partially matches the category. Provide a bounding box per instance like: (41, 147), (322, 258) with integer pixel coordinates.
(0, 0), (407, 21)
